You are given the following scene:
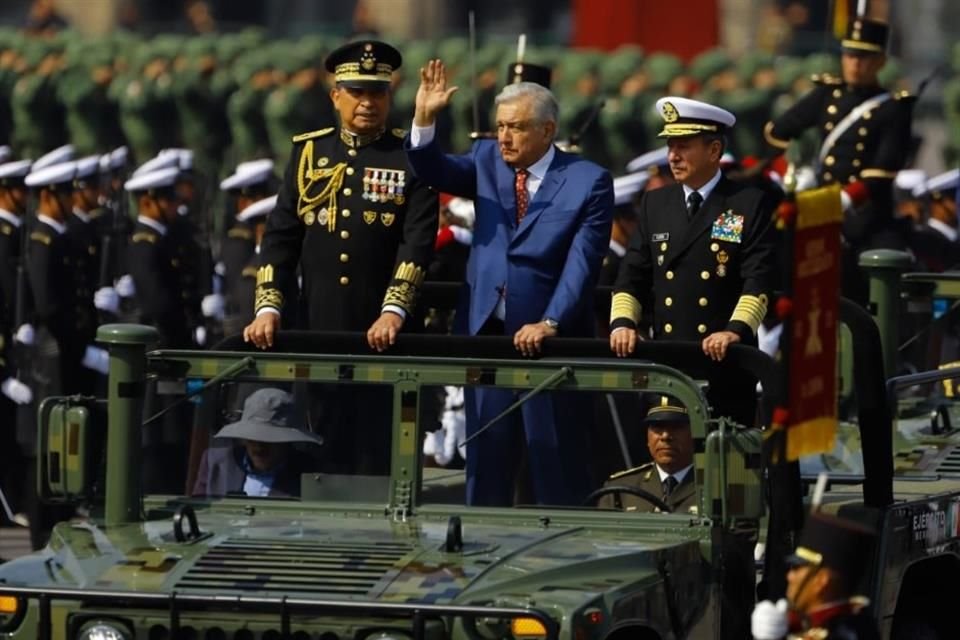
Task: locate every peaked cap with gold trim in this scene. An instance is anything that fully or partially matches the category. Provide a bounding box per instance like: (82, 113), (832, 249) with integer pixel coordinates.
(643, 396), (689, 425)
(655, 96), (736, 138)
(841, 17), (889, 54)
(325, 40), (402, 88)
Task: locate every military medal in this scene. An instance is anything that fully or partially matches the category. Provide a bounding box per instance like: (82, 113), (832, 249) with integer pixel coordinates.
(710, 210), (744, 243)
(394, 170), (406, 204)
(363, 168), (373, 200)
(303, 210), (316, 226)
(317, 207), (329, 227)
(716, 250), (729, 277)
(363, 210), (377, 224)
(379, 171), (390, 202)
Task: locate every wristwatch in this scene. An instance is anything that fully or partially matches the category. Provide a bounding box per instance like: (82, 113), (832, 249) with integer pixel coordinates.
(542, 318), (559, 330)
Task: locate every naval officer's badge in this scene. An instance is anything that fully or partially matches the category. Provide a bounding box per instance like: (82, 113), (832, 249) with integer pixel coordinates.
(711, 210), (744, 243)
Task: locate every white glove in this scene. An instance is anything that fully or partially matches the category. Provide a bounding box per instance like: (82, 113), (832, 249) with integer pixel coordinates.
(214, 261), (226, 277)
(201, 293), (225, 319)
(423, 429), (444, 461)
(14, 323), (35, 346)
(82, 345), (110, 375)
(794, 166), (817, 192)
(751, 599), (789, 640)
(450, 225), (473, 245)
(195, 325), (207, 346)
(840, 189), (853, 212)
(115, 274), (136, 298)
(1, 377), (32, 405)
(94, 286), (120, 314)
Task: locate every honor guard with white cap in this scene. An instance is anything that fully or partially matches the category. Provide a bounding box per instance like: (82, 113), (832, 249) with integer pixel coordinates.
(30, 144), (74, 173)
(68, 156), (106, 322)
(909, 169), (960, 273)
(244, 40), (438, 350)
(599, 170), (647, 287)
(0, 159), (34, 406)
(763, 17), (915, 303)
(124, 165), (195, 349)
(216, 159), (277, 335)
(610, 97), (777, 427)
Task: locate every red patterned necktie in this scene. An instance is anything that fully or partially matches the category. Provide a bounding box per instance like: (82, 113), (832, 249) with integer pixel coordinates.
(515, 168), (529, 224)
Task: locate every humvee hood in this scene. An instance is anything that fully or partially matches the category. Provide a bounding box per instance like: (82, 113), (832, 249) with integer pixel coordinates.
(23, 513), (702, 605)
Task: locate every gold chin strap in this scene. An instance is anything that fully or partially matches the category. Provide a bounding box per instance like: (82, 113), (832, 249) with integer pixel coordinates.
(297, 139), (347, 233)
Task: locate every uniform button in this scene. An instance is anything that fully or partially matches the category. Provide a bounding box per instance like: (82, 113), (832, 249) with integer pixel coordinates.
(823, 172), (833, 182)
(346, 167), (355, 176)
(824, 155), (835, 166)
(852, 159), (861, 168)
(664, 323), (673, 334)
(824, 122), (834, 131)
(858, 127), (868, 136)
(340, 276), (350, 285)
(698, 324), (707, 334)
(700, 270), (710, 280)
(827, 104), (838, 115)
(710, 242), (719, 252)
(343, 187), (353, 196)
(342, 209), (350, 218)
(348, 149), (357, 157)
(863, 110), (872, 120)
(849, 175), (858, 183)
(699, 297), (708, 307)
(856, 142), (864, 151)
(660, 242), (667, 252)
(666, 270), (674, 280)
(832, 89), (842, 98)
(340, 253), (349, 263)
(340, 230), (350, 239)
(665, 297), (673, 307)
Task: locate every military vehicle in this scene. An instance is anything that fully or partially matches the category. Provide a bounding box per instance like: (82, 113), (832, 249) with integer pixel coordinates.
(0, 259), (957, 639)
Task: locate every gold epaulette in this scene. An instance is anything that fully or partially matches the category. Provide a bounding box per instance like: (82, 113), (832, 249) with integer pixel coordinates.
(811, 73), (842, 85)
(392, 128), (408, 139)
(608, 462), (653, 480)
(132, 231), (157, 244)
(292, 127), (334, 143)
(227, 226), (254, 240)
(29, 231), (51, 245)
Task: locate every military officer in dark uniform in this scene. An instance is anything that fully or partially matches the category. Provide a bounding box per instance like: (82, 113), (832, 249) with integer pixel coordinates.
(763, 18), (915, 304)
(244, 40), (437, 474)
(224, 194), (276, 331)
(244, 40), (437, 346)
(598, 398), (697, 514)
(610, 97), (777, 427)
(751, 512), (879, 640)
(910, 169), (960, 273)
(599, 171), (645, 288)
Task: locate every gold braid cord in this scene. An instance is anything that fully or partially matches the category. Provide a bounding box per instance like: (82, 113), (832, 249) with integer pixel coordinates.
(297, 139), (348, 233)
(382, 261), (426, 313)
(255, 286), (284, 313)
(729, 293), (768, 334)
(610, 292), (642, 324)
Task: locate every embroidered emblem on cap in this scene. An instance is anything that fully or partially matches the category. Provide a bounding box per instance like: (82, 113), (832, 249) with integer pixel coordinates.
(662, 102), (679, 123)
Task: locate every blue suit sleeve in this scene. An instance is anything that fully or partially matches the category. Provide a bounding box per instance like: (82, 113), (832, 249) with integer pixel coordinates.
(404, 135), (479, 200)
(543, 170), (614, 329)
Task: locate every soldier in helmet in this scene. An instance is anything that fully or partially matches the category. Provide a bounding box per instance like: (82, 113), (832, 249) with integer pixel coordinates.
(763, 18), (915, 304)
(244, 40), (437, 474)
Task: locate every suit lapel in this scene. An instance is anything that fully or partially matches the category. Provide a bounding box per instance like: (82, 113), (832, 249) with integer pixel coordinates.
(496, 159), (518, 228)
(667, 177), (729, 267)
(512, 151), (568, 244)
(668, 473), (696, 511)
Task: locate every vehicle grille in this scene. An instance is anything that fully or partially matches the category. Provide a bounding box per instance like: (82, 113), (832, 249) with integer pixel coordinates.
(176, 537), (412, 596)
(936, 446), (960, 475)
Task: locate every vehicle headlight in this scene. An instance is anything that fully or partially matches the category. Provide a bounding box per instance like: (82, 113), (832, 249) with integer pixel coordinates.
(76, 621), (131, 640)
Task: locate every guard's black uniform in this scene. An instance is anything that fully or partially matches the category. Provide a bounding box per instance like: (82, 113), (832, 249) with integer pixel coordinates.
(255, 126), (438, 330)
(793, 601), (881, 640)
(611, 177), (776, 426)
(909, 223), (960, 273)
(0, 213), (26, 525)
(220, 220), (257, 336)
(127, 219), (193, 348)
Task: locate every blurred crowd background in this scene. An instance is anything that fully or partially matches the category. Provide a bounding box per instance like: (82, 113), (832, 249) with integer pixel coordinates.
(0, 0), (957, 183)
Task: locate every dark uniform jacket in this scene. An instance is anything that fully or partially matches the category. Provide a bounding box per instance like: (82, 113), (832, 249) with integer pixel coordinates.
(221, 221), (257, 333)
(791, 599), (880, 640)
(66, 211), (100, 325)
(611, 175), (776, 343)
(0, 212), (23, 379)
(764, 75), (915, 248)
(909, 221), (960, 273)
(127, 218), (193, 348)
(256, 126), (438, 331)
(598, 462), (697, 513)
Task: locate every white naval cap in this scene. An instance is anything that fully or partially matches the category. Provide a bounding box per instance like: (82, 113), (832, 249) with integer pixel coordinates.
(894, 169), (926, 195)
(32, 144), (76, 172)
(654, 97), (736, 138)
(0, 160), (33, 184)
(613, 172), (650, 207)
(99, 145), (129, 172)
(132, 154), (179, 177)
(75, 155), (102, 181)
(626, 146), (669, 174)
(25, 160), (77, 188)
(124, 167), (180, 193)
(0, 146), (11, 163)
(917, 168), (960, 199)
(236, 194), (278, 222)
(220, 158), (275, 191)
(159, 148), (193, 171)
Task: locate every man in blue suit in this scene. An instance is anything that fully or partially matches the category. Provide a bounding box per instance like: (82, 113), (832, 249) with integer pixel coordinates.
(405, 60), (614, 506)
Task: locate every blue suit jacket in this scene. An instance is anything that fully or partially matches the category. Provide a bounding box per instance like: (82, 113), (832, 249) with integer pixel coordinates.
(405, 138), (613, 336)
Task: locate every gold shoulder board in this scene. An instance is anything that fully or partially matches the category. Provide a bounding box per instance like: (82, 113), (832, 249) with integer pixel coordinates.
(811, 73), (842, 85)
(392, 128), (408, 138)
(29, 231), (51, 245)
(292, 127), (334, 143)
(227, 227), (254, 240)
(894, 90), (915, 101)
(608, 462), (654, 480)
(132, 231), (157, 244)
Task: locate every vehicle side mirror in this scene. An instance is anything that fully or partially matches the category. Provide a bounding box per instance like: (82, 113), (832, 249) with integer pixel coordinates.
(702, 425), (765, 522)
(37, 397), (99, 502)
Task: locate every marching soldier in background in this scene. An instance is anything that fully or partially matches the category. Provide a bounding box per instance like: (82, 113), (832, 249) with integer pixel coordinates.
(211, 158), (276, 336)
(244, 40), (437, 473)
(763, 18), (915, 304)
(909, 169), (960, 273)
(610, 97), (777, 428)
